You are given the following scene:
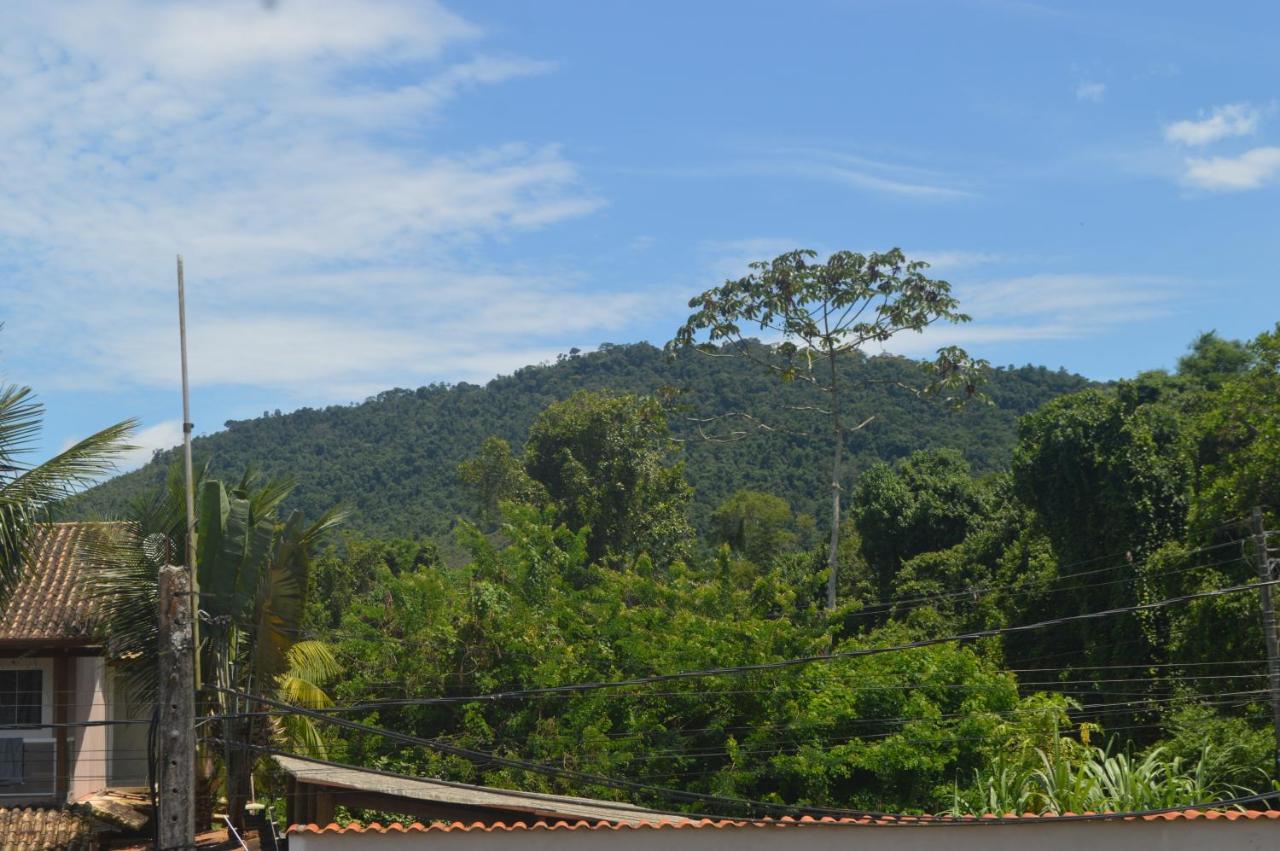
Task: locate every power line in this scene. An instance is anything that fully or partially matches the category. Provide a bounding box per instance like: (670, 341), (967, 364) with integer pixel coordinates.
(262, 537), (1268, 649)
(215, 687), (950, 821)
(847, 539), (1252, 620)
(213, 731), (1280, 826)
(408, 691), (1268, 764)
(305, 578), (1280, 713)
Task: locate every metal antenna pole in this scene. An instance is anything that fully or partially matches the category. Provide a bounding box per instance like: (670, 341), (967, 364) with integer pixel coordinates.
(178, 255), (197, 587)
(177, 255), (201, 686)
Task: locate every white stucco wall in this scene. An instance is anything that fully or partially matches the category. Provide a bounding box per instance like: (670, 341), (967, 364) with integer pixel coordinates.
(290, 820), (1279, 851)
(106, 667), (150, 788)
(69, 656), (108, 802)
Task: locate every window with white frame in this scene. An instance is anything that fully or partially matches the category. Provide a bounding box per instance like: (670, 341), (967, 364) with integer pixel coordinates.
(0, 670), (42, 727)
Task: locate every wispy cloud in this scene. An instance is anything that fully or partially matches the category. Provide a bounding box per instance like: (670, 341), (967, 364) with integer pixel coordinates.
(733, 147), (974, 200)
(914, 250), (1012, 271)
(781, 157), (973, 200)
(1165, 103), (1260, 146)
(0, 1), (634, 398)
(699, 242), (1012, 284)
(880, 273), (1178, 356)
(1075, 81), (1106, 102)
(613, 149), (973, 201)
(1182, 147), (1280, 191)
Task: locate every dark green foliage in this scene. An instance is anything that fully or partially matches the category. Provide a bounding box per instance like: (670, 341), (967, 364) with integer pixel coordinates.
(311, 505), (1026, 814)
(1190, 323), (1280, 530)
(850, 449), (994, 597)
(1177, 331), (1253, 391)
(71, 342), (1089, 538)
(1013, 387), (1192, 567)
(710, 490), (813, 567)
(522, 391), (693, 565)
(457, 437), (542, 528)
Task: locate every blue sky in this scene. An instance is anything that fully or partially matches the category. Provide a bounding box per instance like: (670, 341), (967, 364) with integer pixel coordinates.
(2, 0), (1278, 468)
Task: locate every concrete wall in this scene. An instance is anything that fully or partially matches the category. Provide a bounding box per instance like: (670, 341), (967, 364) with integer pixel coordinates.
(291, 820), (1279, 851)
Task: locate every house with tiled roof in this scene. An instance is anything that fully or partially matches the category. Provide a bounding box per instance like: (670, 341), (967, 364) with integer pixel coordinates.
(0, 523), (151, 845)
(287, 811), (1280, 851)
(275, 754), (1280, 851)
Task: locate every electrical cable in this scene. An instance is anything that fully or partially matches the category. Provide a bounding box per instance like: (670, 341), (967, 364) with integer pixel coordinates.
(298, 578), (1280, 713)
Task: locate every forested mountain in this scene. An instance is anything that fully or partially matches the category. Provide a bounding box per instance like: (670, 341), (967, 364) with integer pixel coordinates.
(71, 327), (1280, 817)
(72, 342), (1089, 536)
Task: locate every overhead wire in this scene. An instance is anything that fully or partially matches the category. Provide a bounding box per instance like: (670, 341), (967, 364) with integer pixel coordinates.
(209, 710), (1280, 825)
(293, 577), (1280, 713)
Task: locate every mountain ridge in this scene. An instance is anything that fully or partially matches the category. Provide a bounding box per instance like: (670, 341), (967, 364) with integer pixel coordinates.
(71, 341), (1092, 537)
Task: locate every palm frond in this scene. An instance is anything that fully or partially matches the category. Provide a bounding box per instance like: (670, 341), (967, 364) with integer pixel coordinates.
(278, 715), (329, 761)
(249, 474), (297, 522)
(0, 411), (136, 602)
(0, 385), (43, 469)
(83, 521), (162, 703)
(283, 640), (340, 688)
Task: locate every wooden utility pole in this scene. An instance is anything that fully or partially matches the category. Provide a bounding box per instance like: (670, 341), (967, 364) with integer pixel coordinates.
(158, 565), (196, 849)
(1252, 507), (1280, 783)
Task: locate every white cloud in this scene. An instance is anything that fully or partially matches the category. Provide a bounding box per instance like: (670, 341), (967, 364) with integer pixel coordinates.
(873, 273), (1178, 356)
(1075, 81), (1106, 102)
(1165, 104), (1260, 146)
(46, 0), (478, 80)
(0, 1), (644, 398)
(1182, 146), (1280, 191)
(118, 419), (185, 472)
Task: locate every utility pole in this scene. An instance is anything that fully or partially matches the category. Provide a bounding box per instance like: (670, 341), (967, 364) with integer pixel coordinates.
(1252, 506), (1280, 784)
(158, 565), (196, 849)
(157, 255), (198, 849)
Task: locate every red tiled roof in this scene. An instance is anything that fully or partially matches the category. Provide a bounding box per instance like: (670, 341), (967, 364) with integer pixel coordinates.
(289, 810), (1280, 834)
(0, 806), (94, 850)
(0, 523), (110, 644)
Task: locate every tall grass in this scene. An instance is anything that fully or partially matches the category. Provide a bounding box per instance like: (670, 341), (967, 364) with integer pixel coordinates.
(951, 743), (1261, 815)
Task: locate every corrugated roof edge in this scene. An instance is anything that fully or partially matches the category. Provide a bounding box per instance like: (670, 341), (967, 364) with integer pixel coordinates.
(289, 810), (1280, 834)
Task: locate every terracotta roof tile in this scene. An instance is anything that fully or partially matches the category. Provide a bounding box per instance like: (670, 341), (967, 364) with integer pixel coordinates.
(288, 810), (1280, 835)
(0, 807), (94, 851)
(0, 523), (111, 644)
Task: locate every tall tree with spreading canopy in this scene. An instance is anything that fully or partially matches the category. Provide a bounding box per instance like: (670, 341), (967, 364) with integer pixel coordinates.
(671, 249), (985, 608)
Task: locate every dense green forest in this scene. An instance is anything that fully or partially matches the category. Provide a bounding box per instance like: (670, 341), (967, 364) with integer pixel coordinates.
(73, 341), (1088, 537)
(80, 327), (1280, 819)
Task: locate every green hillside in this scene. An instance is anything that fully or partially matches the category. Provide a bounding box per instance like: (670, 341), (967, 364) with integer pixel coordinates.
(71, 341), (1090, 536)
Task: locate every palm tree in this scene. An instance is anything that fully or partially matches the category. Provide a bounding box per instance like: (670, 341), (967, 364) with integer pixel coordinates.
(91, 464), (344, 827)
(0, 360), (135, 604)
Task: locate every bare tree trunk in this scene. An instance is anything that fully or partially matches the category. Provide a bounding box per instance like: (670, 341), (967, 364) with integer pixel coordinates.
(825, 427), (843, 610)
(824, 345), (843, 611)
